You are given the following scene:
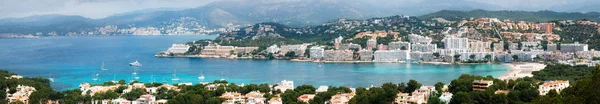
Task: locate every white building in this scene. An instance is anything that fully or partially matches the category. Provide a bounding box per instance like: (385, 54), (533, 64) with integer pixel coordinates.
(561, 42), (588, 53)
(135, 94), (156, 104)
(389, 41), (411, 50)
(323, 50), (354, 61)
(439, 92), (453, 104)
(266, 44), (280, 54)
(409, 34), (433, 44)
(444, 36), (469, 50)
(411, 43), (437, 52)
(279, 44), (309, 56)
(374, 50), (410, 62)
(469, 41), (491, 52)
(309, 46), (325, 60)
(274, 80), (294, 92)
(521, 41), (543, 51)
(367, 39), (377, 50)
(538, 80), (569, 95)
(460, 52), (495, 61)
(316, 86), (329, 93)
(437, 49), (469, 56)
(167, 44), (190, 54)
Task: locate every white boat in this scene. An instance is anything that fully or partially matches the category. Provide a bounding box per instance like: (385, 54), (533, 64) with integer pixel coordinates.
(129, 60), (142, 67)
(219, 72), (225, 81)
(198, 74), (205, 80)
(110, 74), (118, 83)
(198, 70), (205, 80)
(101, 62), (108, 71)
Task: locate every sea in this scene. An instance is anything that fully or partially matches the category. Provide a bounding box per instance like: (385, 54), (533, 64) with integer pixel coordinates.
(0, 35), (508, 90)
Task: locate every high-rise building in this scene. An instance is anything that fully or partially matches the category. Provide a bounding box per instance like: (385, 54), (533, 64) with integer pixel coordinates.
(309, 46), (324, 60)
(409, 34), (432, 44)
(334, 36), (343, 49)
(469, 41), (492, 52)
(324, 50), (354, 61)
(560, 42), (588, 53)
(367, 39), (377, 50)
(358, 50), (374, 61)
(411, 43), (437, 52)
(374, 50), (410, 62)
(444, 37), (469, 50)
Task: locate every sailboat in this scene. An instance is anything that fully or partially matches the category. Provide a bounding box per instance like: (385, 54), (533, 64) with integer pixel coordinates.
(110, 74), (118, 83)
(48, 73), (55, 82)
(219, 72), (225, 81)
(198, 74), (205, 80)
(198, 70), (205, 80)
(171, 69), (180, 81)
(101, 62), (108, 71)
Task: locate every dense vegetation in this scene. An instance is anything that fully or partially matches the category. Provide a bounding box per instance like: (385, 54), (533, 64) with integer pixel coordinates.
(554, 23), (600, 50)
(532, 64), (595, 82)
(420, 10), (600, 22)
(2, 64), (600, 104)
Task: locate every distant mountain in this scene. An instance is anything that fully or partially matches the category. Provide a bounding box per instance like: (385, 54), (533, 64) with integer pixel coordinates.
(419, 10), (600, 22)
(0, 14), (94, 26)
(4, 0), (600, 36)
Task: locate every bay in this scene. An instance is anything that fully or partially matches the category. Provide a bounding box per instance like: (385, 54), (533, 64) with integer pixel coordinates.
(0, 36), (508, 90)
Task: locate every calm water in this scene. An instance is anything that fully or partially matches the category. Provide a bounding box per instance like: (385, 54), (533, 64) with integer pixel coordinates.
(0, 36), (508, 90)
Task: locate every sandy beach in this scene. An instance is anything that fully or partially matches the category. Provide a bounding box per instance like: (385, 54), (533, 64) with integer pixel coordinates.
(500, 63), (547, 80)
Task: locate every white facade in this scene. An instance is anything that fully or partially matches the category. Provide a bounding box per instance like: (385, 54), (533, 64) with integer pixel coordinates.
(374, 50), (410, 62)
(460, 52), (495, 61)
(538, 80), (569, 95)
(266, 44), (280, 54)
(274, 80), (294, 92)
(561, 42), (588, 53)
(367, 39), (377, 50)
(167, 44), (191, 54)
(309, 46), (324, 59)
(389, 41), (411, 50)
(469, 41), (491, 52)
(279, 44), (309, 56)
(411, 43), (437, 52)
(409, 34), (432, 44)
(444, 37), (469, 50)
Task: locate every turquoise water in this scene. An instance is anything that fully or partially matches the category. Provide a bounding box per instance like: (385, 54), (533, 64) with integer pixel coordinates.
(0, 36), (508, 90)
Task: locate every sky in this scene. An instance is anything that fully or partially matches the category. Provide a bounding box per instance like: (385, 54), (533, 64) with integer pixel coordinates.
(0, 0), (595, 19)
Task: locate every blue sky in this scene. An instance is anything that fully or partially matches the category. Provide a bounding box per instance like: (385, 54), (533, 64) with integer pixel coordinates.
(0, 0), (594, 19)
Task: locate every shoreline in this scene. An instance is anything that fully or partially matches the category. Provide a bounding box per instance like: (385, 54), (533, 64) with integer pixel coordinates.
(158, 55), (495, 66)
(499, 62), (546, 80)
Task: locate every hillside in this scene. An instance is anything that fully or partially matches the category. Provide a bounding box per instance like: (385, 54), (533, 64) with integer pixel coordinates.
(419, 10), (600, 22)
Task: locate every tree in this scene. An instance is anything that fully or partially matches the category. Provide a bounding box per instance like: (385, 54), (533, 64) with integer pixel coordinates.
(454, 55), (461, 62)
(123, 88), (147, 101)
(450, 92), (472, 104)
(406, 80), (422, 93)
(168, 93), (204, 104)
(512, 55), (519, 62)
(469, 54), (476, 60)
(295, 85), (315, 94)
(428, 94), (444, 104)
(434, 82), (445, 93)
(433, 52), (440, 58)
(484, 55), (492, 62)
(285, 51), (296, 57)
